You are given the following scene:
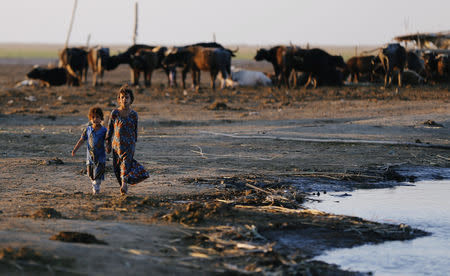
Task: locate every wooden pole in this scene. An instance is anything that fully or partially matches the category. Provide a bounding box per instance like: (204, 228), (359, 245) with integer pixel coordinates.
(86, 34), (91, 48)
(65, 0), (78, 48)
(417, 32), (422, 49)
(132, 2), (138, 45)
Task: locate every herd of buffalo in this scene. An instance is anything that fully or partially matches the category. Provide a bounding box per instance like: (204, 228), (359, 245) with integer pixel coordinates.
(25, 42), (449, 89)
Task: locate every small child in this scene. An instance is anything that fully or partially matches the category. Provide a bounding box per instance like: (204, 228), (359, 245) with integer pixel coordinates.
(106, 84), (149, 195)
(72, 107), (107, 195)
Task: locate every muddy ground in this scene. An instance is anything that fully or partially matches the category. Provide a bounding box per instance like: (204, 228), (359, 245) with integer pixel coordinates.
(0, 58), (449, 275)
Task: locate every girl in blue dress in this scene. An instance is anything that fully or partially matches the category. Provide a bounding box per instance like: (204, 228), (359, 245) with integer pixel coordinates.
(106, 85), (149, 195)
(72, 107), (107, 195)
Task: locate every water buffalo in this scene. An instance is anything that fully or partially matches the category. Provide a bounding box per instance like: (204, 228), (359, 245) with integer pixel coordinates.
(292, 48), (347, 88)
(109, 44), (176, 87)
(164, 42), (237, 88)
(58, 47), (88, 85)
(346, 55), (377, 83)
(436, 54), (450, 82)
(378, 43), (406, 87)
(26, 66), (76, 87)
(129, 48), (159, 87)
(87, 46), (112, 86)
(425, 52), (450, 82)
(163, 46), (232, 90)
(423, 52), (439, 82)
(254, 46), (291, 87)
(406, 51), (425, 75)
(227, 67), (272, 87)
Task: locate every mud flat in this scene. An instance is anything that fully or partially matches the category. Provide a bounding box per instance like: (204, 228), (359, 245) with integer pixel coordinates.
(0, 59), (449, 274)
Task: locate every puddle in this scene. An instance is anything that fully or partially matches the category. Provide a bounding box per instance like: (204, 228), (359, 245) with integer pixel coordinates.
(305, 168), (450, 275)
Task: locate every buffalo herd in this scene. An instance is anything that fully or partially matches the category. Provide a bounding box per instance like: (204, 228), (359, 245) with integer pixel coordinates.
(25, 42), (449, 89)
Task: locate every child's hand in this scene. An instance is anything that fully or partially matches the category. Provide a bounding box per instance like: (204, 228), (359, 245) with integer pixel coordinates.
(71, 149), (76, 156)
(105, 141), (111, 154)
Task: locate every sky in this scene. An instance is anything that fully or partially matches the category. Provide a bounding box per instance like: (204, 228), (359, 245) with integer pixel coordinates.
(0, 0), (449, 47)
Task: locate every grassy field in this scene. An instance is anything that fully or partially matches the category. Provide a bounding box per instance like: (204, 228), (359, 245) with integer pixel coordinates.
(0, 44), (62, 58)
(0, 43), (381, 61)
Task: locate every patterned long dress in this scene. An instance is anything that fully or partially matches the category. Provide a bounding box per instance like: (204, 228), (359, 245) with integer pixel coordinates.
(106, 109), (149, 186)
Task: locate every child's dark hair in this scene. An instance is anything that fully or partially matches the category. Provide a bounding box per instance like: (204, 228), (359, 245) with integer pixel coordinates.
(88, 106), (104, 121)
(118, 84), (134, 103)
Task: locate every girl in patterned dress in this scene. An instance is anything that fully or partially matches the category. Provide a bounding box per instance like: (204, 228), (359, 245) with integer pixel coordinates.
(72, 107), (107, 195)
(105, 84), (149, 195)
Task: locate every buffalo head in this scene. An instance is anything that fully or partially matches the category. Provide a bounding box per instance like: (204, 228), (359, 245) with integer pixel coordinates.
(254, 48), (269, 61)
(330, 55), (347, 70)
(162, 47), (186, 67)
(27, 67), (45, 79)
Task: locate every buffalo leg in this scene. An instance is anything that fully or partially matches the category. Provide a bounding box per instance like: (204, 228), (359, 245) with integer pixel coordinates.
(210, 70), (217, 90)
(144, 70), (152, 87)
(312, 76), (318, 88)
(274, 68), (281, 88)
(99, 70), (104, 86)
(168, 68), (177, 88)
(172, 68), (178, 88)
(182, 68), (188, 89)
(290, 70), (297, 87)
(192, 69), (200, 91)
(166, 67), (177, 88)
(304, 73), (312, 88)
(192, 70), (197, 89)
(220, 69), (229, 89)
(83, 68), (88, 84)
(98, 59), (104, 86)
(149, 70), (153, 87)
(131, 69), (140, 86)
(283, 69), (291, 88)
(93, 72), (98, 87)
(384, 70), (390, 88)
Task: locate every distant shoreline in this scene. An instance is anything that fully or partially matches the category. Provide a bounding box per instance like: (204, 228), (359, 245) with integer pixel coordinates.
(0, 43), (382, 61)
(0, 57), (57, 65)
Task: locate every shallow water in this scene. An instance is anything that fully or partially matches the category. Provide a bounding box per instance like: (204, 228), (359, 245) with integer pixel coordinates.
(306, 173), (450, 276)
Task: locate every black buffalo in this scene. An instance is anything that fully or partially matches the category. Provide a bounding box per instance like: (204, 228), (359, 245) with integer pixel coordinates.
(292, 48), (347, 88)
(423, 52), (450, 82)
(26, 67), (77, 86)
(406, 51), (425, 75)
(129, 48), (159, 87)
(254, 46), (292, 87)
(346, 55), (377, 83)
(110, 44), (176, 87)
(378, 43), (407, 87)
(161, 42), (238, 88)
(58, 47), (88, 85)
(163, 46), (232, 90)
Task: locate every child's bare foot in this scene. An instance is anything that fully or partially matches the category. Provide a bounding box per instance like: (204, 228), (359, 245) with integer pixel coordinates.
(92, 181), (100, 195)
(120, 183), (128, 195)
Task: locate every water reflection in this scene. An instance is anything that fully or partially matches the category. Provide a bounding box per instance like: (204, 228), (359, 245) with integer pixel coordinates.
(306, 179), (450, 276)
